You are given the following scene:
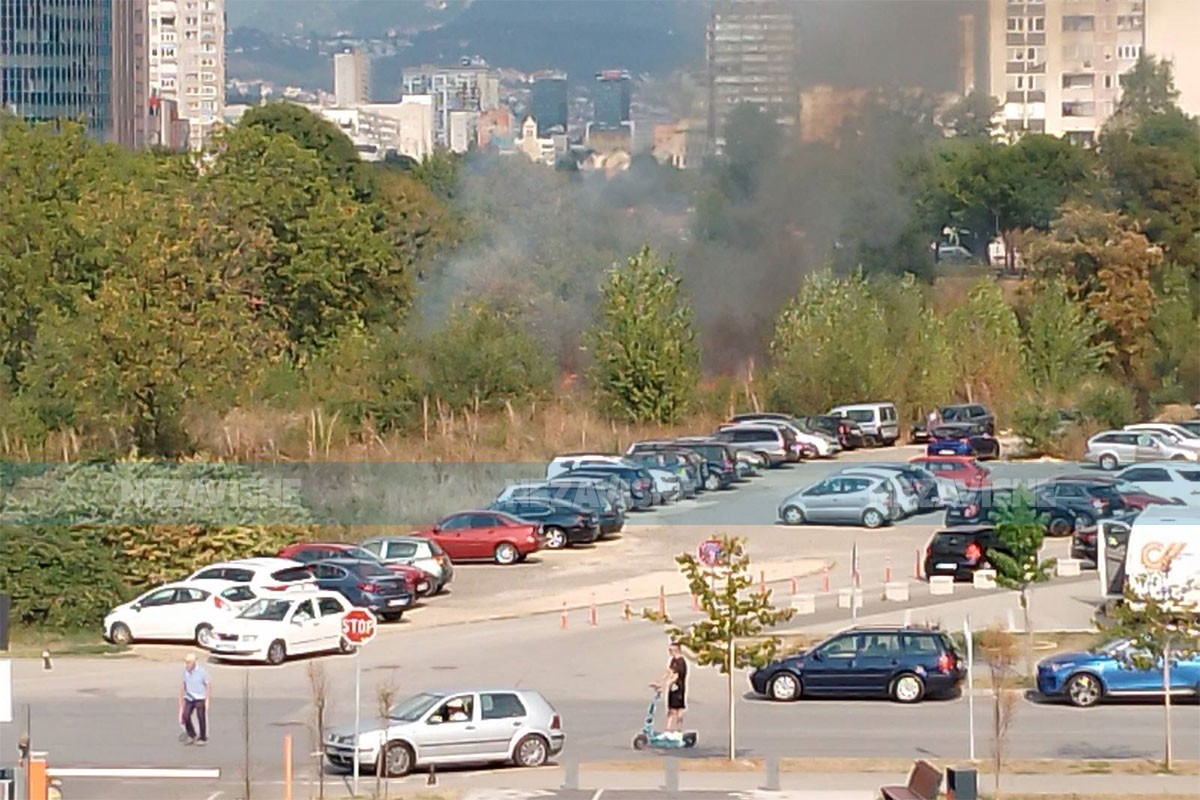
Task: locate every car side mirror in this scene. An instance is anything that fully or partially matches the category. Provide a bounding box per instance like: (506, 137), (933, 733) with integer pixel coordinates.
(810, 651), (823, 661)
(427, 717), (442, 725)
(131, 603), (141, 612)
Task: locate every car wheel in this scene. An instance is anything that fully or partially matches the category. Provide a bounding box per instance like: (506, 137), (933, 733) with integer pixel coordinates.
(704, 472), (721, 491)
(781, 505), (805, 526)
(382, 612), (404, 623)
(1066, 673), (1103, 708)
(194, 624), (214, 648)
(266, 639), (287, 665)
(1171, 454), (1186, 461)
(494, 542), (520, 565)
(109, 622), (132, 645)
(1047, 517), (1073, 537)
(1075, 512), (1095, 529)
(381, 741), (414, 777)
(543, 526), (568, 550)
(632, 733), (649, 750)
(890, 673), (926, 704)
(768, 673), (801, 701)
(862, 509), (885, 529)
(756, 452), (774, 468)
(339, 636), (357, 655)
(513, 734), (550, 768)
(1099, 454), (1118, 471)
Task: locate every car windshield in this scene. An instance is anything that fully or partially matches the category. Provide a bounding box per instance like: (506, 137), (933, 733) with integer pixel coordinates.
(389, 693), (442, 721)
(1092, 639), (1131, 657)
(238, 598), (293, 621)
(344, 546), (381, 561)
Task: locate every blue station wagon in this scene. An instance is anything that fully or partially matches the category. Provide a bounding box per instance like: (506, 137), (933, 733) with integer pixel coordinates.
(1036, 639), (1200, 707)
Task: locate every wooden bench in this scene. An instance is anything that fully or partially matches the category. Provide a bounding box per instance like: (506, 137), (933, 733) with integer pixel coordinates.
(879, 759), (943, 800)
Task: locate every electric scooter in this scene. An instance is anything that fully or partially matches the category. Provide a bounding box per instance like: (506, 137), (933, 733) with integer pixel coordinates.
(631, 691), (698, 750)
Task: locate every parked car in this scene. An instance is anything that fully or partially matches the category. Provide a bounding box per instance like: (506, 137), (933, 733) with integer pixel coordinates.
(1084, 430), (1181, 470)
(1036, 638), (1200, 708)
(625, 450), (700, 497)
(749, 625), (967, 703)
(1177, 419), (1200, 437)
(712, 424), (791, 466)
(104, 581), (250, 647)
(645, 466), (684, 503)
(828, 402), (900, 447)
(1137, 430), (1200, 462)
(777, 474), (895, 528)
(945, 487), (1097, 537)
(207, 590), (356, 665)
(845, 463), (955, 512)
(278, 542), (432, 597)
(488, 498), (600, 549)
(912, 404), (996, 442)
(837, 467), (921, 518)
(625, 443), (717, 493)
(667, 438), (740, 490)
(1114, 462), (1200, 506)
(412, 511), (542, 565)
(1124, 423), (1200, 454)
(925, 423), (1000, 460)
(360, 536), (455, 593)
(500, 478), (626, 534)
(908, 455), (991, 489)
(1035, 478), (1130, 534)
(545, 453), (627, 480)
(731, 417), (839, 458)
(924, 525), (1010, 581)
(562, 463), (655, 509)
(1051, 474), (1178, 512)
(186, 557), (318, 593)
(310, 559), (415, 622)
(801, 414), (865, 449)
(324, 688), (565, 776)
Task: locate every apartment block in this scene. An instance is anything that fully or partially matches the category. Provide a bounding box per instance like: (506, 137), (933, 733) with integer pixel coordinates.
(706, 0), (799, 149)
(989, 0), (1149, 143)
(402, 59), (500, 147)
(310, 97), (435, 163)
(0, 0), (113, 139)
(147, 0), (225, 150)
(334, 49), (369, 107)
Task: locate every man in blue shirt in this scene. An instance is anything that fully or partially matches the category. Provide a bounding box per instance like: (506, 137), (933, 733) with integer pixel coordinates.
(179, 653), (211, 745)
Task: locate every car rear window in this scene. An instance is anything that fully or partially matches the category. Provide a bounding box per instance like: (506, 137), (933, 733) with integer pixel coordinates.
(225, 568), (255, 583)
(354, 561), (391, 577)
(1180, 470), (1200, 483)
(901, 633), (941, 655)
(271, 566), (314, 582)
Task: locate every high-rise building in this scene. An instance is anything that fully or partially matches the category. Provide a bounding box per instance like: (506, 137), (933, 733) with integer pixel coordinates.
(111, 0), (151, 149)
(705, 0), (798, 149)
(0, 0), (113, 139)
(402, 59), (500, 147)
(592, 69), (631, 130)
(987, 0), (1149, 144)
(147, 0), (225, 150)
(530, 72), (567, 136)
(334, 49), (369, 107)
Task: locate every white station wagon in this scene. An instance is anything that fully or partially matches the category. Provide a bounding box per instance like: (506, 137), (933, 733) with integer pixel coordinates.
(324, 688), (565, 777)
(206, 590), (355, 665)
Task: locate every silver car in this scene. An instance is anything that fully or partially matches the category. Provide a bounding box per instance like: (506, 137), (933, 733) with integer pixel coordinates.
(1085, 430), (1178, 470)
(324, 688), (564, 776)
(360, 536), (454, 593)
(778, 474), (896, 528)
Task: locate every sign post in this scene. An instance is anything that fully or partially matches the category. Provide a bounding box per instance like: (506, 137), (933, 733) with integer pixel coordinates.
(964, 615), (975, 761)
(342, 608), (378, 796)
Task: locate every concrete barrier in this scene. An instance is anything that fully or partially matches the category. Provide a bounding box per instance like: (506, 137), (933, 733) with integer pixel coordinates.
(1057, 558), (1081, 577)
(790, 593), (816, 615)
(837, 588), (853, 608)
(973, 569), (997, 589)
(929, 575), (955, 596)
(883, 582), (910, 602)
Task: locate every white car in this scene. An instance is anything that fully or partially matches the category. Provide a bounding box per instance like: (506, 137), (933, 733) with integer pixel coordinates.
(646, 467), (682, 503)
(104, 582), (256, 647)
(1124, 424), (1200, 455)
(746, 419), (841, 458)
(1139, 431), (1200, 461)
(1115, 462), (1200, 507)
(206, 590), (355, 665)
(186, 557), (319, 592)
(545, 454), (626, 479)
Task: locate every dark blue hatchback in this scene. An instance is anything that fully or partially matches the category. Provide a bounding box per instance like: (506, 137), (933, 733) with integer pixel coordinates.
(310, 558), (414, 622)
(750, 626), (966, 704)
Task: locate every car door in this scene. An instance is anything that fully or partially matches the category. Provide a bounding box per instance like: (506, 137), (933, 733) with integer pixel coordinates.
(411, 694), (481, 762)
(834, 478), (872, 523)
(1131, 433), (1160, 462)
(801, 634), (862, 694)
(311, 563), (347, 597)
(430, 514), (473, 559)
(287, 599), (320, 653)
(475, 692), (529, 758)
(171, 587), (213, 640)
(851, 633), (903, 694)
(468, 513), (507, 558)
(316, 596), (347, 652)
(131, 587), (182, 638)
(800, 480), (836, 522)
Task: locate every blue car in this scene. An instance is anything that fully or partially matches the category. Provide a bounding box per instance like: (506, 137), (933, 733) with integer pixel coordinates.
(1037, 638), (1200, 707)
(310, 558), (414, 622)
(749, 626), (967, 704)
(926, 423), (1001, 460)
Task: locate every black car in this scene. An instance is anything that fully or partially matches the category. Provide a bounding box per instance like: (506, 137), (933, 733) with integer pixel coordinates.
(663, 439), (741, 490)
(750, 625), (966, 703)
(488, 498), (600, 549)
(511, 480), (626, 535)
(924, 525), (1011, 581)
(563, 464), (655, 509)
(945, 486), (1090, 537)
(627, 441), (732, 492)
(913, 404), (996, 442)
(626, 450), (701, 497)
(310, 558), (414, 622)
(1034, 479), (1129, 534)
(803, 414), (865, 450)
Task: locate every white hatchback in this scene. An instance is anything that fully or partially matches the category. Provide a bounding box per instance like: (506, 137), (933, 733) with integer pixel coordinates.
(206, 590), (355, 665)
(104, 582), (256, 647)
(186, 557), (318, 592)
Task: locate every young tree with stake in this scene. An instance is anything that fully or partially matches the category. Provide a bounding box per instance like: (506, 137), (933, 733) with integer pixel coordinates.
(644, 535), (795, 759)
(1099, 574), (1199, 772)
(986, 487), (1055, 675)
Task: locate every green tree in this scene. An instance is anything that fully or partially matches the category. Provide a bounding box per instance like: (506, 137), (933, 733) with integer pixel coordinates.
(944, 279), (1025, 411)
(644, 535), (795, 759)
(1150, 263), (1200, 400)
(237, 101), (372, 198)
(409, 149), (463, 201)
(942, 90), (1001, 139)
(719, 102), (784, 201)
(1115, 54), (1181, 119)
(1098, 574), (1198, 771)
(588, 245), (700, 423)
(303, 324), (419, 433)
(986, 488), (1056, 677)
(1019, 278), (1110, 397)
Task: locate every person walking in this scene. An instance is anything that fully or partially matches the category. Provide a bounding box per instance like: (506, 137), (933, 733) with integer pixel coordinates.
(179, 653), (211, 745)
(651, 642), (688, 738)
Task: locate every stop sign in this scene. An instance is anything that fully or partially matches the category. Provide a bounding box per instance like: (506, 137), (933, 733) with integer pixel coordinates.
(341, 608), (378, 646)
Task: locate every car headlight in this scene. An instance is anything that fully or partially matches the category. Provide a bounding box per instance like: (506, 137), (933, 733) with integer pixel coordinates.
(1051, 662), (1074, 671)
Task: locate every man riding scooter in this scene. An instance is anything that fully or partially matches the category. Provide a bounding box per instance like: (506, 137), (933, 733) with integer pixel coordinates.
(651, 642), (688, 741)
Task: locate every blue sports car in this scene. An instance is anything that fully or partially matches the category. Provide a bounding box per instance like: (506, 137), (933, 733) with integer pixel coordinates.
(925, 423), (1001, 461)
(1037, 638), (1200, 708)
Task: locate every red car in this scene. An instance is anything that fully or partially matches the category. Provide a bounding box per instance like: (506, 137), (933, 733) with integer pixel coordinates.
(413, 511), (542, 565)
(277, 542), (433, 596)
(1055, 474), (1176, 511)
(909, 455), (991, 489)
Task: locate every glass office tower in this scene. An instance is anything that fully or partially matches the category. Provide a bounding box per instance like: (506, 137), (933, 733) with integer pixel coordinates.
(1, 0), (113, 139)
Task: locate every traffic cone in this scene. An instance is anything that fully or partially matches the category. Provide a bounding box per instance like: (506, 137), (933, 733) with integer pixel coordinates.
(914, 548), (922, 579)
(560, 602), (568, 630)
(658, 585), (666, 617)
(589, 595), (598, 627)
(884, 556), (892, 583)
(691, 593), (700, 611)
(821, 564), (830, 593)
(759, 570), (767, 594)
(789, 575), (798, 595)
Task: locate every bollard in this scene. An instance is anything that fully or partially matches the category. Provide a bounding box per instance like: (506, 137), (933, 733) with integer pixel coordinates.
(789, 575), (798, 595)
(283, 734), (293, 800)
(691, 593), (700, 611)
(561, 758), (580, 790)
(821, 564), (830, 593)
(42, 651), (52, 671)
(759, 570), (766, 594)
(663, 757), (679, 792)
(914, 548), (923, 580)
(762, 757), (781, 791)
(560, 602), (568, 630)
(589, 594), (598, 626)
(884, 556), (892, 583)
(658, 585), (666, 617)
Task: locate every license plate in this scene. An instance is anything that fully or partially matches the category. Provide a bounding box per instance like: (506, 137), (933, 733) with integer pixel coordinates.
(387, 599), (406, 606)
(937, 562), (957, 570)
(215, 642), (235, 651)
(939, 449), (957, 455)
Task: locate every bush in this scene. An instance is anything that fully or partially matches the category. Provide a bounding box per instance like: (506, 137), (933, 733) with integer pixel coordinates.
(1012, 401), (1062, 456)
(0, 526), (130, 628)
(1078, 383), (1138, 429)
